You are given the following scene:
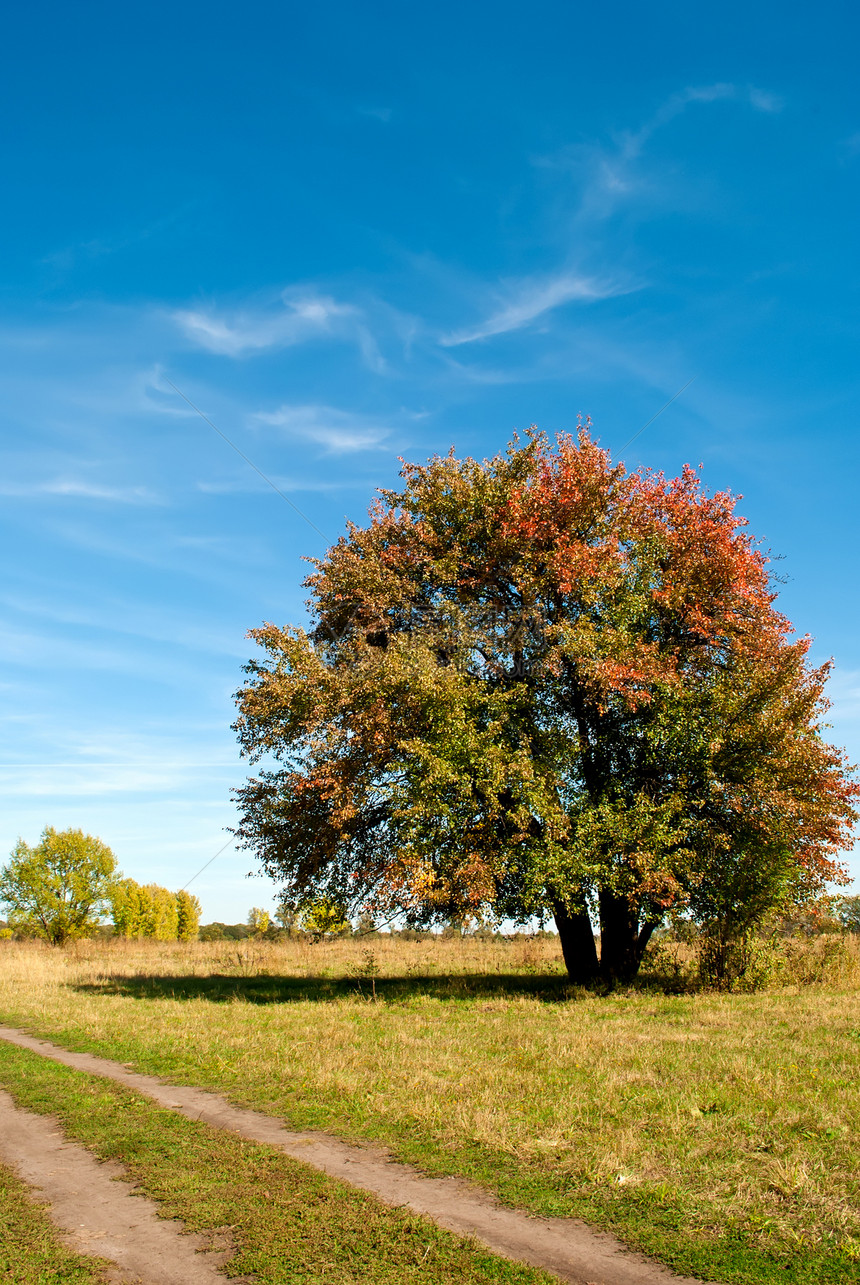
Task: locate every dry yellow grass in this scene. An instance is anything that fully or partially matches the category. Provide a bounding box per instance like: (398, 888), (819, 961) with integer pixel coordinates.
(1, 934), (859, 1281)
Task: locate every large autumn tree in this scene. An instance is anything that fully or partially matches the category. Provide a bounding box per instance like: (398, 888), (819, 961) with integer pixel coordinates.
(233, 429), (857, 983)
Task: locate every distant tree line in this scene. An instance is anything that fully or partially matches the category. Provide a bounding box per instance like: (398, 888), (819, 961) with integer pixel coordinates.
(193, 900), (860, 948)
(2, 827), (858, 953)
(0, 827), (200, 946)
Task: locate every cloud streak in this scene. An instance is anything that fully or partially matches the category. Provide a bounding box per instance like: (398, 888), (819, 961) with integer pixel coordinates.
(621, 83), (783, 160)
(172, 287), (385, 370)
(253, 403), (393, 453)
(440, 272), (627, 346)
(535, 81), (785, 226)
(197, 475), (365, 495)
(0, 479), (161, 504)
(173, 293), (354, 355)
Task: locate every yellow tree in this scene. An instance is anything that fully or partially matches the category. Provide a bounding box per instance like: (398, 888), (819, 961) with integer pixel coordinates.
(247, 906), (270, 937)
(111, 878), (187, 940)
(176, 890), (201, 941)
(1, 828), (118, 946)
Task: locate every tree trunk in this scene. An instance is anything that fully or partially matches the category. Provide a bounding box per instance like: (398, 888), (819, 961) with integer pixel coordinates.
(552, 900), (599, 984)
(597, 890), (657, 984)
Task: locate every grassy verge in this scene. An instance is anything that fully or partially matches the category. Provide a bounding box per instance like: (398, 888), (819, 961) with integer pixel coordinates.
(1, 938), (859, 1284)
(0, 1157), (112, 1284)
(0, 1039), (550, 1285)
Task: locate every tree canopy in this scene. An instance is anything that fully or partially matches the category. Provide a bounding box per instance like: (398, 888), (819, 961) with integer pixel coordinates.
(233, 429), (858, 983)
(110, 879), (201, 942)
(0, 827), (118, 946)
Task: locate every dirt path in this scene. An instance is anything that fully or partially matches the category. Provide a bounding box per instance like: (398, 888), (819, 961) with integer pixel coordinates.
(0, 1024), (716, 1285)
(0, 1087), (236, 1284)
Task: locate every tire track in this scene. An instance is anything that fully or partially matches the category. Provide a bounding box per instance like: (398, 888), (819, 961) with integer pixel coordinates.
(0, 1024), (717, 1285)
(0, 1088), (235, 1284)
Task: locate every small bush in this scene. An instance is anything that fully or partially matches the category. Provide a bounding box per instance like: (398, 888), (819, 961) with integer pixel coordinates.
(781, 932), (860, 987)
(698, 932), (784, 991)
(697, 929), (860, 991)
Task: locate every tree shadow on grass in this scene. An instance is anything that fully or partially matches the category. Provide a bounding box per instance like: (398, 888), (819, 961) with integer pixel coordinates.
(73, 971), (587, 1005)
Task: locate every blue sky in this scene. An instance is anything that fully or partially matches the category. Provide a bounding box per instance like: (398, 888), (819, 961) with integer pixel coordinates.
(2, 1), (858, 921)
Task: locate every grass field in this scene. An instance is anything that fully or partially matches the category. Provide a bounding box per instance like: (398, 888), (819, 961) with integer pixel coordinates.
(1, 934), (858, 1285)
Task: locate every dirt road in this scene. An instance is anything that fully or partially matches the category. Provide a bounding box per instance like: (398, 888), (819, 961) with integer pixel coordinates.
(0, 1024), (716, 1285)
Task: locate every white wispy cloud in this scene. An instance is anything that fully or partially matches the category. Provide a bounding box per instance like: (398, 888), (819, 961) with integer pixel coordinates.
(173, 293), (353, 355)
(0, 479), (161, 504)
(357, 105), (392, 123)
(621, 83), (783, 160)
(440, 272), (626, 347)
(0, 732), (242, 798)
(839, 132), (860, 160)
(0, 760), (240, 798)
(196, 476), (364, 495)
(172, 287), (385, 369)
(0, 625), (161, 676)
(40, 206), (190, 274)
(1, 591), (250, 659)
(137, 364), (207, 416)
(535, 82), (785, 225)
(747, 87), (784, 115)
(253, 403), (392, 453)
(0, 722), (241, 794)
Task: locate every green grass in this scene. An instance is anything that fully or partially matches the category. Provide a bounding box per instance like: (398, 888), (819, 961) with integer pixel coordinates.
(0, 1157), (112, 1284)
(0, 1039), (551, 1285)
(1, 937), (859, 1284)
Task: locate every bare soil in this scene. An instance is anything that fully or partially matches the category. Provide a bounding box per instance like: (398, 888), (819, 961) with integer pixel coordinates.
(0, 1087), (235, 1284)
(0, 1024), (717, 1285)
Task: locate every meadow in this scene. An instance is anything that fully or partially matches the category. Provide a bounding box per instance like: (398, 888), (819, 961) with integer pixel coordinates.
(0, 933), (858, 1285)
